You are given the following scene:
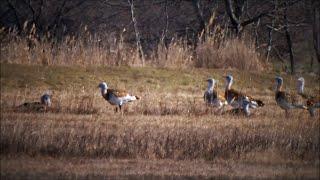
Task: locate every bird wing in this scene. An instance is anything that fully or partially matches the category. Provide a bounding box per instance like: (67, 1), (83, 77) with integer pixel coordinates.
(298, 91), (320, 107)
(277, 91), (300, 104)
(226, 89), (264, 108)
(17, 102), (44, 111)
(246, 95), (264, 107)
(307, 96), (320, 107)
(218, 94), (226, 101)
(299, 92), (312, 99)
(204, 90), (218, 103)
(225, 89), (241, 101)
(107, 88), (129, 98)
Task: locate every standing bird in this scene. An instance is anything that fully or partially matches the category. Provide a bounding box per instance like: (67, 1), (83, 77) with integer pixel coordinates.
(224, 75), (264, 116)
(275, 77), (306, 117)
(297, 77), (320, 117)
(98, 82), (140, 113)
(18, 92), (52, 112)
(204, 78), (227, 109)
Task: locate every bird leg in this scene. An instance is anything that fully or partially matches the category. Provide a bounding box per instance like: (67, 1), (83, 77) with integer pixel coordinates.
(119, 105), (124, 116)
(309, 107), (315, 117)
(285, 110), (289, 118)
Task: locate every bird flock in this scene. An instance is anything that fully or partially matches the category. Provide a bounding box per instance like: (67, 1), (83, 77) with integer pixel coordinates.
(18, 75), (319, 117)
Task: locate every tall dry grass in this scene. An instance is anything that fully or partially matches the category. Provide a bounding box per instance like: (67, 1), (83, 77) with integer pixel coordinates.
(151, 39), (194, 68)
(1, 109), (319, 161)
(0, 25), (142, 66)
(1, 88), (319, 161)
(195, 34), (265, 70)
(0, 23), (265, 70)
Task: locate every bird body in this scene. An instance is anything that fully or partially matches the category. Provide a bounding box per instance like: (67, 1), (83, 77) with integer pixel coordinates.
(17, 93), (52, 112)
(275, 91), (305, 110)
(275, 77), (306, 116)
(297, 77), (320, 117)
(224, 75), (264, 116)
(98, 82), (139, 112)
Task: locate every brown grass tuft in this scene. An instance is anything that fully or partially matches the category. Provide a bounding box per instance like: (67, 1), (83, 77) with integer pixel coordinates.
(1, 24), (266, 70)
(195, 37), (265, 70)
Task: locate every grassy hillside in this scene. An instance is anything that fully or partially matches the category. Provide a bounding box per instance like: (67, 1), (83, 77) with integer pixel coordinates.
(1, 63), (320, 179)
(2, 63), (319, 91)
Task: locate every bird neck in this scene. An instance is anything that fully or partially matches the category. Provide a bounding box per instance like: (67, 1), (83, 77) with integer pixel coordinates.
(207, 84), (214, 92)
(100, 88), (107, 96)
(297, 83), (304, 94)
(276, 83), (282, 92)
(225, 81), (232, 91)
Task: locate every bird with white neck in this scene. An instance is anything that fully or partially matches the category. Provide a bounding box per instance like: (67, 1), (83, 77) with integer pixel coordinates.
(17, 92), (52, 112)
(224, 75), (264, 116)
(204, 78), (227, 110)
(296, 77), (320, 117)
(275, 76), (307, 117)
(98, 82), (140, 113)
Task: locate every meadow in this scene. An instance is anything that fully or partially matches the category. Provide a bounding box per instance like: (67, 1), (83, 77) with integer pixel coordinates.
(1, 62), (319, 179)
(0, 25), (319, 178)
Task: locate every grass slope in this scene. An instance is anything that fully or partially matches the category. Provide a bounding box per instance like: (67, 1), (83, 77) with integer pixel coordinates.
(1, 63), (320, 179)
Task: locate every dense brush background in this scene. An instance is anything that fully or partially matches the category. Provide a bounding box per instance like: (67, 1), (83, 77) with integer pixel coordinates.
(0, 0), (319, 71)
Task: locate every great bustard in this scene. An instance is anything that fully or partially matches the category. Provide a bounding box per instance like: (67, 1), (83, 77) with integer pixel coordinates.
(297, 77), (320, 117)
(224, 75), (264, 116)
(204, 78), (227, 110)
(98, 82), (140, 113)
(18, 92), (52, 112)
(275, 76), (306, 117)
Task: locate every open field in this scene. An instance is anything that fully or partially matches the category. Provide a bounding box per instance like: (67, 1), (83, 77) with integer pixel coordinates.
(1, 63), (320, 179)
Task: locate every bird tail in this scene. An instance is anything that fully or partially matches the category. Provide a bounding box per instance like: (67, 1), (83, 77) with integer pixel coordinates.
(293, 104), (308, 109)
(306, 102), (319, 117)
(249, 98), (264, 108)
(253, 99), (264, 107)
(135, 95), (140, 100)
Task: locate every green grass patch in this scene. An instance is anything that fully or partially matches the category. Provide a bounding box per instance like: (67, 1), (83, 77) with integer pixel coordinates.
(1, 63), (319, 93)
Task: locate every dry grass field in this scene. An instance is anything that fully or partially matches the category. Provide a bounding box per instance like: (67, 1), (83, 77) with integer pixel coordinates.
(1, 63), (320, 179)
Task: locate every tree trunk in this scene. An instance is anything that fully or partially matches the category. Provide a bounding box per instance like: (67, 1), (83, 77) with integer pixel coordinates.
(224, 0), (241, 35)
(254, 18), (260, 47)
(284, 4), (295, 74)
(266, 24), (273, 62)
(191, 0), (206, 41)
(128, 0), (145, 66)
(313, 4), (320, 63)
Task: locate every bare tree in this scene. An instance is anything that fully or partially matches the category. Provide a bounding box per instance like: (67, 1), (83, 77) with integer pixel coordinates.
(283, 2), (294, 74)
(191, 0), (206, 41)
(224, 0), (269, 36)
(128, 0), (145, 65)
(312, 1), (320, 63)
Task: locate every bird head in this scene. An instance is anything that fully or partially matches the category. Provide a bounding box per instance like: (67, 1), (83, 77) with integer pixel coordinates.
(226, 75), (233, 82)
(275, 76), (283, 85)
(275, 76), (283, 91)
(98, 82), (108, 95)
(98, 82), (108, 90)
(41, 93), (52, 107)
(225, 75), (233, 89)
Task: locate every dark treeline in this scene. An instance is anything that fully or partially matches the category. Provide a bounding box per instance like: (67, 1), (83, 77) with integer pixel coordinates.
(0, 0), (319, 73)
